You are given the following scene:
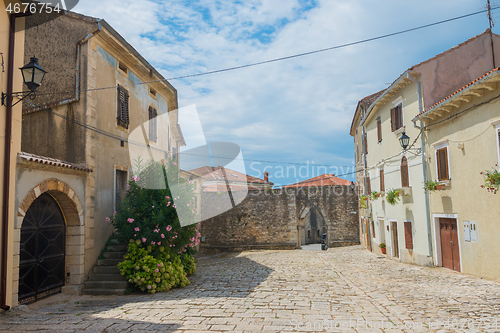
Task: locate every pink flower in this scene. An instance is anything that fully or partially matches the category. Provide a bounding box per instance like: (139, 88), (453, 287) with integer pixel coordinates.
(166, 225), (172, 231)
(147, 285), (152, 290)
(155, 269), (159, 273)
(157, 264), (161, 267)
(161, 234), (165, 238)
(173, 204), (176, 208)
(105, 217), (110, 222)
(152, 205), (154, 208)
(127, 218), (134, 223)
(167, 202), (171, 207)
(166, 196), (170, 199)
(134, 227), (140, 232)
(134, 234), (136, 236)
(151, 241), (156, 245)
(142, 238), (146, 242)
(158, 241), (161, 245)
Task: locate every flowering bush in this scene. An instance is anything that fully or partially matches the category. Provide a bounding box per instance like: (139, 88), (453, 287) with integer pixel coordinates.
(371, 191), (381, 200)
(110, 158), (201, 293)
(481, 164), (500, 194)
(423, 180), (440, 192)
(118, 242), (190, 293)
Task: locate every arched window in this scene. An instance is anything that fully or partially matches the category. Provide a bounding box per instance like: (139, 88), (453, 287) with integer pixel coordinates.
(401, 156), (409, 187)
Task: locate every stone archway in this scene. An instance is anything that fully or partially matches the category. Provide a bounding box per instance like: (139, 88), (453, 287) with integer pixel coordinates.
(14, 178), (84, 305)
(297, 202), (329, 246)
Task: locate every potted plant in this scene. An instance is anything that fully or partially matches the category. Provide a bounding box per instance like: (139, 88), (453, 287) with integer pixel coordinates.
(371, 191), (381, 200)
(379, 243), (386, 254)
(481, 164), (500, 194)
(424, 180), (442, 192)
(360, 195), (369, 209)
(386, 189), (400, 205)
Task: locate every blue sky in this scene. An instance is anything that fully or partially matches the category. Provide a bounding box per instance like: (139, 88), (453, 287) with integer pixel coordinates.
(74, 0), (499, 186)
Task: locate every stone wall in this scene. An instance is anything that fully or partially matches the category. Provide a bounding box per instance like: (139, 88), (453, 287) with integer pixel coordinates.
(200, 185), (359, 253)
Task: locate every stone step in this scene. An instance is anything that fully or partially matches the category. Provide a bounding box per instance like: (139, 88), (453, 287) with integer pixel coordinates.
(97, 258), (123, 266)
(85, 281), (129, 289)
(103, 251), (126, 259)
(82, 288), (127, 296)
(93, 265), (120, 274)
(110, 238), (127, 246)
(88, 273), (127, 281)
(107, 245), (128, 252)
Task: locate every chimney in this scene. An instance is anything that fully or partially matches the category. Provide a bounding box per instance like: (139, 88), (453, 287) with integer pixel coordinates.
(264, 171), (269, 183)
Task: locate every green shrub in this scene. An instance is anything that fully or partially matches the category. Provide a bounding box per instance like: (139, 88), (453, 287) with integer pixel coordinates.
(109, 158), (201, 293)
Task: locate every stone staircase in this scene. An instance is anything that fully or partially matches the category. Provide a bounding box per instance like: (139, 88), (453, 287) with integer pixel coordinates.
(82, 239), (129, 295)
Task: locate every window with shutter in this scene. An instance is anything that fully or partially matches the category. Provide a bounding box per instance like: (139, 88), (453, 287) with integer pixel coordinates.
(371, 220), (376, 239)
(149, 106), (158, 142)
(376, 118), (381, 142)
(391, 104), (403, 131)
(380, 169), (385, 192)
(401, 156), (409, 187)
(436, 147), (449, 181)
(404, 221), (413, 249)
(366, 176), (371, 194)
(117, 85), (130, 129)
(364, 133), (368, 154)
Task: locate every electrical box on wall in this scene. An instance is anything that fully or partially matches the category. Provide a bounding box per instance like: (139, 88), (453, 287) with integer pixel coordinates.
(464, 220), (478, 242)
(463, 221), (471, 241)
(470, 221), (478, 242)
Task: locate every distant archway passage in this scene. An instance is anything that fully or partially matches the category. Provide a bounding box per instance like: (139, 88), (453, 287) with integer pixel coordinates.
(18, 193), (66, 304)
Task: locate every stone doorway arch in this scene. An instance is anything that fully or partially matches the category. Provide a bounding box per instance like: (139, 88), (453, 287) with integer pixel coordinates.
(14, 179), (84, 305)
(297, 202), (328, 247)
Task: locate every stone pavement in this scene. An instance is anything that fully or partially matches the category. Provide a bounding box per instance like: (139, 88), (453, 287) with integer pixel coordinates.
(1, 246), (499, 332)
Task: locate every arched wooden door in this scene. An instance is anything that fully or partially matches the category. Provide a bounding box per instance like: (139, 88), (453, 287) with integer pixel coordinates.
(19, 193), (66, 304)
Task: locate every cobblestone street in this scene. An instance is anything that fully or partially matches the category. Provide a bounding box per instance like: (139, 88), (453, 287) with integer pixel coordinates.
(1, 246), (499, 332)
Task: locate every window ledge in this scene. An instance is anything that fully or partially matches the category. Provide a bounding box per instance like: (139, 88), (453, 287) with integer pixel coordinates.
(393, 127), (404, 136)
(438, 180), (450, 187)
(399, 187), (412, 196)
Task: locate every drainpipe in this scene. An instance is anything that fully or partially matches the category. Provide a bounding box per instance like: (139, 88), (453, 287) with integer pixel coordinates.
(361, 125), (371, 251)
(406, 73), (433, 260)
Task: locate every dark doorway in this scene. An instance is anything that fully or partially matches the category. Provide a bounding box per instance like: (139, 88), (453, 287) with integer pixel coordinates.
(439, 218), (460, 272)
(19, 193), (66, 304)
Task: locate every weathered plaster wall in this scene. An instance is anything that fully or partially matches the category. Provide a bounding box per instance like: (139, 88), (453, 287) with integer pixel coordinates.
(200, 186), (359, 253)
(415, 31), (500, 109)
(423, 87), (500, 280)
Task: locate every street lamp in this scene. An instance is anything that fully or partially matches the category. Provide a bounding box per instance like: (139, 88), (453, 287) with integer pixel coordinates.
(2, 57), (47, 107)
(399, 131), (410, 150)
(350, 181), (355, 191)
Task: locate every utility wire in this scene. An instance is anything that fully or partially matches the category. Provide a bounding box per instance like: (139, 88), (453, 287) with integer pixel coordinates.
(32, 6), (500, 98)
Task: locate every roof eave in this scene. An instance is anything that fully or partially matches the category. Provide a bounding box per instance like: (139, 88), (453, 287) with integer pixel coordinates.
(360, 70), (413, 127)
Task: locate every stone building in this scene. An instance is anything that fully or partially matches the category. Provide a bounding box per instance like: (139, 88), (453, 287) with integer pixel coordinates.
(351, 29), (500, 268)
(15, 10), (183, 303)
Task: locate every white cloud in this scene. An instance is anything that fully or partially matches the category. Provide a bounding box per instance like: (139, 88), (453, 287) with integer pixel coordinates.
(73, 0), (491, 183)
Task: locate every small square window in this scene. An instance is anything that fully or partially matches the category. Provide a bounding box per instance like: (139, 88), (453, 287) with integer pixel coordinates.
(118, 62), (128, 74)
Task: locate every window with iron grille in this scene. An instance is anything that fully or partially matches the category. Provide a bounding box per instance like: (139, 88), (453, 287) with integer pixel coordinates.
(390, 104), (403, 132)
(377, 117), (382, 142)
(436, 147), (450, 181)
(401, 156), (409, 187)
(379, 169), (385, 192)
(148, 106), (158, 142)
(117, 85), (130, 128)
(404, 221), (413, 249)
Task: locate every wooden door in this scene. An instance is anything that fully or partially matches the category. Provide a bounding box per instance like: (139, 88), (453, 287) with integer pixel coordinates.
(392, 222), (399, 258)
(440, 218), (460, 271)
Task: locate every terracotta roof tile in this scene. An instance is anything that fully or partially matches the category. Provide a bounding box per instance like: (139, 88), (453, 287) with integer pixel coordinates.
(18, 152), (93, 172)
(282, 174), (353, 188)
(189, 166), (273, 185)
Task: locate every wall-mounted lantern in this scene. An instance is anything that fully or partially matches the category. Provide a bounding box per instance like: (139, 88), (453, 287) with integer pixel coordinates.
(399, 131), (410, 150)
(2, 57), (47, 107)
